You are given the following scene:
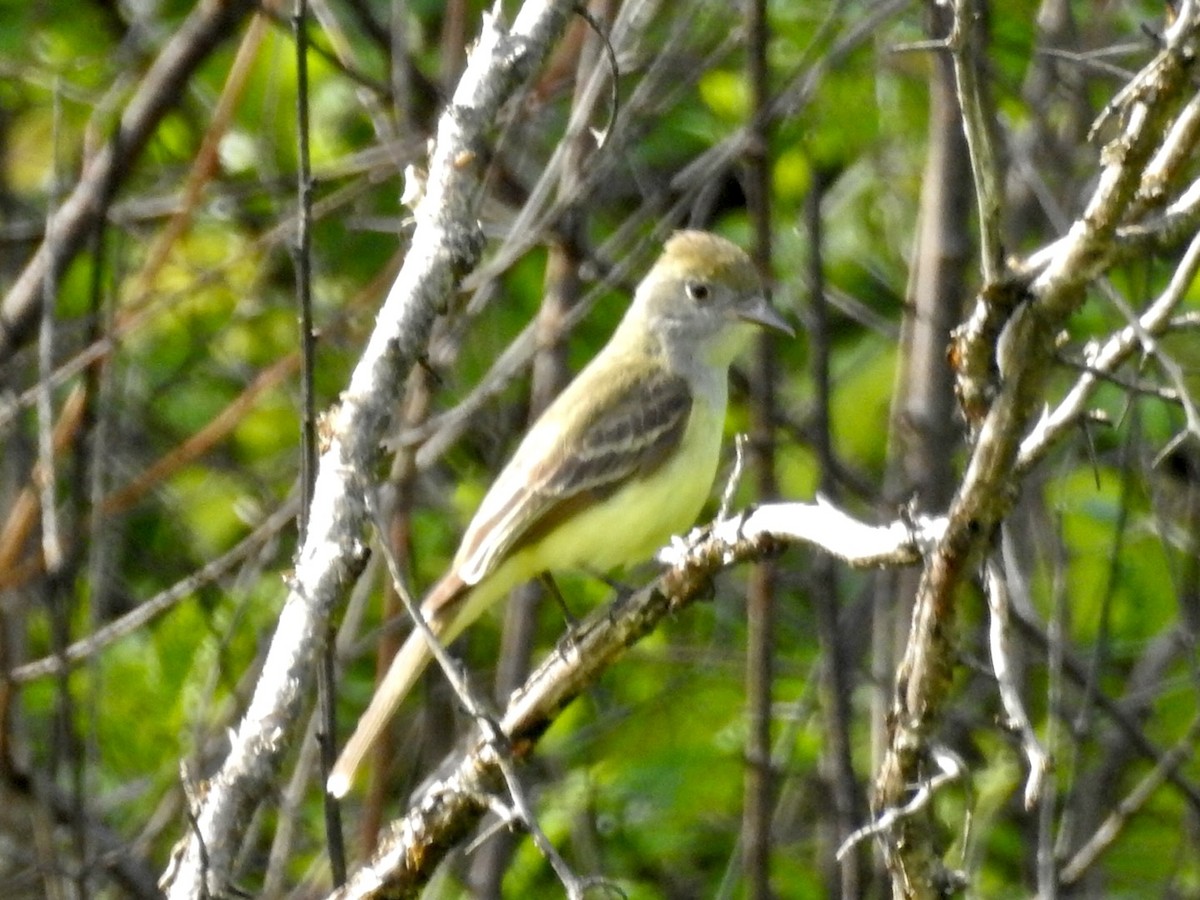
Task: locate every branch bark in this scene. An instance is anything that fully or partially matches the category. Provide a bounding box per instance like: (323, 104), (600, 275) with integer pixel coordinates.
(331, 500), (945, 898)
(874, 7), (1200, 896)
(159, 3), (575, 896)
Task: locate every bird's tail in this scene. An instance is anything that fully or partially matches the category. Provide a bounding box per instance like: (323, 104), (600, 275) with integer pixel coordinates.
(326, 577), (465, 798)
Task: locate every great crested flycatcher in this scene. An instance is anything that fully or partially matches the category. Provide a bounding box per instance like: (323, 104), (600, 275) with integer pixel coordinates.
(328, 230), (791, 798)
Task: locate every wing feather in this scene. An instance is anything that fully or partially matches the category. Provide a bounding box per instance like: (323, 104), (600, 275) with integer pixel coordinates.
(439, 361), (693, 602)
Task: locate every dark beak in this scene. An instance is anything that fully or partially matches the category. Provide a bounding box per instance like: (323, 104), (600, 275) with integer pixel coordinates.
(737, 296), (794, 337)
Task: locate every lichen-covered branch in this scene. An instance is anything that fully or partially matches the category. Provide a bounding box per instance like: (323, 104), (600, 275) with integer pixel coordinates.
(874, 6), (1200, 896)
(159, 3), (574, 896)
(330, 500), (945, 898)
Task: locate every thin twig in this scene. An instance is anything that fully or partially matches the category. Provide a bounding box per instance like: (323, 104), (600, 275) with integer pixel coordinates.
(984, 557), (1050, 811)
(1018, 230), (1200, 472)
(293, 0), (347, 883)
(364, 495), (598, 899)
(741, 0), (777, 890)
(838, 747), (967, 862)
(949, 0), (1005, 283)
(38, 77), (64, 573)
(717, 433), (748, 522)
(570, 4), (619, 150)
(10, 498), (299, 683)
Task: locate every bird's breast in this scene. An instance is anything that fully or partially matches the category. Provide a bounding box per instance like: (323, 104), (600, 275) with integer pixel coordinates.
(523, 391), (726, 575)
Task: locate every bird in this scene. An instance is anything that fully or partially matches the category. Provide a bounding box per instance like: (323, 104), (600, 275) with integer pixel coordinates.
(328, 230), (791, 798)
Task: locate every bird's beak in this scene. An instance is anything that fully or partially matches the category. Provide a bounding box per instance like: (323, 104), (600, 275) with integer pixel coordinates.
(737, 296), (794, 337)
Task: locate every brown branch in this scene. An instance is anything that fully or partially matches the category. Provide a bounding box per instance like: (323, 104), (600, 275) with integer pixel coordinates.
(0, 386), (87, 588)
(874, 8), (1200, 896)
(741, 0), (777, 894)
(131, 9), (272, 314)
(103, 353), (302, 516)
(330, 502), (944, 898)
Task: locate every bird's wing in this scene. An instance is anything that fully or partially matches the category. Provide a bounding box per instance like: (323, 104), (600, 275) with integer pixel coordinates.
(439, 362), (693, 601)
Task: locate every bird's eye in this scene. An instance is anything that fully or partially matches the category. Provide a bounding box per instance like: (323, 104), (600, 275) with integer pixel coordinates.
(685, 280), (710, 302)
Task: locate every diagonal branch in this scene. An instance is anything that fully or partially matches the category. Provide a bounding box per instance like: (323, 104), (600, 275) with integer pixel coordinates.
(158, 2), (576, 896)
(874, 6), (1200, 896)
(329, 500), (945, 898)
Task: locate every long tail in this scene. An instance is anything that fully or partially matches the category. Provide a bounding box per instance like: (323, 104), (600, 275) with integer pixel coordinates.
(326, 577), (466, 798)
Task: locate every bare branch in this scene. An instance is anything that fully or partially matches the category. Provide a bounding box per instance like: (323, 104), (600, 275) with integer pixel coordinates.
(876, 8), (1200, 895)
(331, 499), (943, 897)
(159, 3), (576, 896)
(984, 558), (1050, 811)
(1061, 716), (1200, 884)
(1018, 229), (1200, 471)
(949, 0), (1005, 282)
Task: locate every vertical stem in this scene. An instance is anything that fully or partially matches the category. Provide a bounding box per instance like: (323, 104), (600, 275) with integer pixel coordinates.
(390, 0), (414, 136)
(950, 0), (1004, 282)
(294, 0), (346, 884)
(806, 172), (864, 898)
(295, 6), (317, 532)
(78, 197), (114, 900)
(1037, 523), (1066, 900)
(43, 75), (88, 897)
(440, 0), (469, 94)
(742, 0), (775, 895)
(870, 3), (970, 892)
(39, 81), (63, 575)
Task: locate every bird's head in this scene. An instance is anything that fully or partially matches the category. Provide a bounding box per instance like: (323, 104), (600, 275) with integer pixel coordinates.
(629, 230), (792, 368)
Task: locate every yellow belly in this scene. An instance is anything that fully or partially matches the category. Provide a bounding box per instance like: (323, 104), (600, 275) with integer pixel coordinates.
(531, 396), (723, 573)
(442, 393), (726, 639)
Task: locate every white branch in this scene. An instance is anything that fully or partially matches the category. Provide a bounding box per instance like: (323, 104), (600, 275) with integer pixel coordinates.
(333, 498), (941, 896)
(984, 558), (1049, 811)
(160, 3), (574, 896)
(660, 497), (946, 570)
(1019, 230), (1200, 470)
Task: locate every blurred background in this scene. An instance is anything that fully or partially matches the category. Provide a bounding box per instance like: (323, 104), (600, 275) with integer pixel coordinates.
(0, 0), (1198, 896)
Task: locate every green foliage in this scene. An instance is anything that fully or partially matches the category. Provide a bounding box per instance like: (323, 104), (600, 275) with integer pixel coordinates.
(0, 0), (1196, 895)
